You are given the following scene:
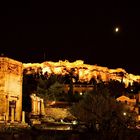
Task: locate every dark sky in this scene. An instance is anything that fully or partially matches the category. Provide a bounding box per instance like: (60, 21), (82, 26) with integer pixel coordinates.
(0, 2), (140, 74)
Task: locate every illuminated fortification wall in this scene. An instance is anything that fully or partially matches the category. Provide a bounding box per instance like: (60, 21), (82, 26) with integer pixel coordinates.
(23, 60), (140, 87)
(0, 57), (23, 122)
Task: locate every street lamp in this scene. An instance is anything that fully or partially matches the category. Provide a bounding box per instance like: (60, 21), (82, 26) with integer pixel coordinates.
(123, 112), (126, 116)
(115, 27), (119, 32)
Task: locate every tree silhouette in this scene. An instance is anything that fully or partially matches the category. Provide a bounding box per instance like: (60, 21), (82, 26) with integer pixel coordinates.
(107, 80), (125, 98)
(67, 68), (75, 102)
(36, 74), (67, 102)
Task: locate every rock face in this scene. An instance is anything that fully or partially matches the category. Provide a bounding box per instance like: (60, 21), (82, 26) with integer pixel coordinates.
(0, 57), (23, 122)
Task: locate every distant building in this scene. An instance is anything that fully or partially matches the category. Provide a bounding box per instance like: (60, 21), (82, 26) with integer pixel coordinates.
(116, 95), (140, 121)
(116, 95), (136, 107)
(64, 84), (94, 94)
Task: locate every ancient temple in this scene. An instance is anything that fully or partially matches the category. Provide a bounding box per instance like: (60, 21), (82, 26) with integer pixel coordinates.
(0, 57), (23, 122)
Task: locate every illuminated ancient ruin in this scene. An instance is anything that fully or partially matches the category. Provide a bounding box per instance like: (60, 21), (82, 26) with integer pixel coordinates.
(23, 60), (140, 87)
(0, 57), (23, 122)
(1, 56), (140, 123)
(30, 94), (45, 116)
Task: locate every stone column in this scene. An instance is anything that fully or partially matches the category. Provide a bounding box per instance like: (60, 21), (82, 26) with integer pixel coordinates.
(35, 97), (38, 115)
(30, 94), (36, 115)
(37, 97), (41, 115)
(11, 108), (14, 123)
(40, 99), (45, 115)
(6, 96), (9, 122)
(22, 111), (25, 123)
(15, 96), (21, 122)
(33, 99), (36, 115)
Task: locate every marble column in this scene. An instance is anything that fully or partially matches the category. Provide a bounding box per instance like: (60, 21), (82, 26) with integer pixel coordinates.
(22, 111), (25, 123)
(5, 96), (9, 121)
(11, 108), (14, 123)
(35, 97), (38, 115)
(33, 99), (36, 115)
(30, 94), (36, 115)
(40, 99), (45, 115)
(37, 97), (41, 115)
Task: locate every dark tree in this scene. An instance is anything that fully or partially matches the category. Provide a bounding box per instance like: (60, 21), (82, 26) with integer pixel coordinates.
(36, 74), (67, 102)
(67, 68), (75, 102)
(107, 80), (125, 98)
(70, 84), (137, 139)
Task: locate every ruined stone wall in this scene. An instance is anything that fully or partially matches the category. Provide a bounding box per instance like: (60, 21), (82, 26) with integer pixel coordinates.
(45, 107), (74, 120)
(0, 57), (23, 122)
(23, 60), (140, 87)
(64, 84), (93, 94)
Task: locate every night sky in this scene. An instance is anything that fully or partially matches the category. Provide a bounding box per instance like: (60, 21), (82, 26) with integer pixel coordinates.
(0, 2), (140, 74)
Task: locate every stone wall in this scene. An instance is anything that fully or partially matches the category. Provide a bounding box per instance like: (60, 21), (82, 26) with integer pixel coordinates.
(45, 107), (74, 120)
(0, 57), (23, 122)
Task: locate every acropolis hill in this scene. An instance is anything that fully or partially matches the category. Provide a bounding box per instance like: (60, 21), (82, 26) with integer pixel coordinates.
(0, 57), (140, 125)
(23, 59), (140, 87)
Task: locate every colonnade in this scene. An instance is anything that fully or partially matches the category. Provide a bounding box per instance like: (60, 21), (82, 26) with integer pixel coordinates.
(30, 94), (45, 116)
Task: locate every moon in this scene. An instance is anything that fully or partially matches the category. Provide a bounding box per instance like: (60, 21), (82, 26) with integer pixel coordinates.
(115, 27), (119, 32)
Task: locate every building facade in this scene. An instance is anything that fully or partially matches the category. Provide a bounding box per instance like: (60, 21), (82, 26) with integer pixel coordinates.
(0, 57), (23, 122)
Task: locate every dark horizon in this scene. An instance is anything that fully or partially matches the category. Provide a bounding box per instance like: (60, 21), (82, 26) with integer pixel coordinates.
(0, 3), (140, 75)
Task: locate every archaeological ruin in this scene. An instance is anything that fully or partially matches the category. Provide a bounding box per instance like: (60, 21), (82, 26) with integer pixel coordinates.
(1, 56), (140, 124)
(0, 57), (23, 123)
